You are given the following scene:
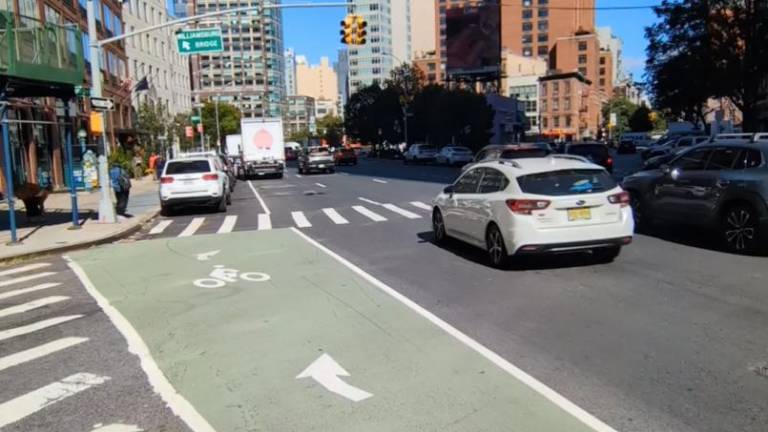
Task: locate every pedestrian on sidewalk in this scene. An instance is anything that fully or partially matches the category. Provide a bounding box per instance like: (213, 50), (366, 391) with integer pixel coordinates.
(156, 155), (166, 181)
(132, 154), (143, 179)
(110, 163), (132, 216)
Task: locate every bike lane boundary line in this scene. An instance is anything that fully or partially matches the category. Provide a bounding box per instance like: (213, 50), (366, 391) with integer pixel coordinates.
(289, 227), (618, 432)
(64, 255), (216, 432)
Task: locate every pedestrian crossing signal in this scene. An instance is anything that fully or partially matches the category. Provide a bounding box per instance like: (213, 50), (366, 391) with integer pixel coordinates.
(340, 14), (367, 45)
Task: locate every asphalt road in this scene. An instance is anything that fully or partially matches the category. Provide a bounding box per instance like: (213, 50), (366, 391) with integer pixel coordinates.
(140, 155), (768, 431)
(3, 154), (767, 431)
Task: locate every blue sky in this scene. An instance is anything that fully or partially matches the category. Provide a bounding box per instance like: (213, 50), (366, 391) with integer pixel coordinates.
(281, 0), (659, 79)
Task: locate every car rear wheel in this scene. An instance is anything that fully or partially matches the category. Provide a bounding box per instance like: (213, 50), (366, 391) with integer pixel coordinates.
(629, 192), (651, 231)
(217, 195), (227, 212)
(432, 209), (447, 244)
(160, 204), (172, 217)
(592, 246), (621, 263)
(721, 204), (760, 253)
(226, 192), (232, 205)
(485, 224), (509, 269)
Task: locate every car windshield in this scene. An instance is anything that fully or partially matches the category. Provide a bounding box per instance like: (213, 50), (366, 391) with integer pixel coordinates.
(500, 148), (550, 159)
(517, 169), (616, 196)
(567, 145), (608, 159)
(164, 160), (211, 174)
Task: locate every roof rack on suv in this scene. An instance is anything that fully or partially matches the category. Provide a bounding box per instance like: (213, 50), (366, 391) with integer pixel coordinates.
(547, 154), (590, 163)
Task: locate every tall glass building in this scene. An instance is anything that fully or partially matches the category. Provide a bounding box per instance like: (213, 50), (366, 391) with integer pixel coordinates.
(191, 0), (286, 118)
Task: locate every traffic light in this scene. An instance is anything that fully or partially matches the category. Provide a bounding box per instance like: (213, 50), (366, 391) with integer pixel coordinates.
(353, 16), (367, 45)
(340, 15), (368, 45)
(340, 15), (355, 44)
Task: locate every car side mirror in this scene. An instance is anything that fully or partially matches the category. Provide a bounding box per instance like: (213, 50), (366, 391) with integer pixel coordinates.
(443, 185), (455, 196)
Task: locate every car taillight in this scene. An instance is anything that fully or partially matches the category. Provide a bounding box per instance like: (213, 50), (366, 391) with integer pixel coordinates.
(608, 191), (630, 207)
(160, 177), (174, 184)
(202, 173), (219, 181)
(606, 157), (614, 166)
(506, 199), (550, 215)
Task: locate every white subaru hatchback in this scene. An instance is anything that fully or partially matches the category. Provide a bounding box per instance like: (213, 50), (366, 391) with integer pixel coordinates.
(432, 156), (634, 267)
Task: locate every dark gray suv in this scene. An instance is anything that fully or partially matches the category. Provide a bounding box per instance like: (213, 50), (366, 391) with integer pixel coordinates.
(622, 142), (768, 253)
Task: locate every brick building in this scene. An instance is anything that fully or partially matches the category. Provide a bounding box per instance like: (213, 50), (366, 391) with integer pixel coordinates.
(539, 72), (602, 140)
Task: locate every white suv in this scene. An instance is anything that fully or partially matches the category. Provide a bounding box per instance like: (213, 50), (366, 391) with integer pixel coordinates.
(432, 157), (634, 267)
(159, 157), (231, 216)
(404, 144), (438, 164)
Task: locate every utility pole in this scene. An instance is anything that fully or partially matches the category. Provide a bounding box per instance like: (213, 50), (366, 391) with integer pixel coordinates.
(214, 95), (221, 151)
(87, 0), (117, 224)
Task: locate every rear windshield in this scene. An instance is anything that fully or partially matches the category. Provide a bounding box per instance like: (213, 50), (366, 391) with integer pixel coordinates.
(309, 148), (330, 155)
(500, 148), (550, 159)
(165, 160), (211, 174)
(517, 169), (617, 196)
(567, 145), (609, 159)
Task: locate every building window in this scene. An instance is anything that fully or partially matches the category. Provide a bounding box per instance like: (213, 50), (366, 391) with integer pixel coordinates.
(564, 81), (571, 93)
(537, 21), (548, 31)
(522, 22), (533, 32)
(553, 99), (559, 111)
(542, 117), (548, 128)
(522, 34), (532, 44)
(541, 99), (547, 111)
(578, 54), (587, 64)
(538, 8), (548, 17)
(600, 57), (606, 65)
(578, 67), (587, 76)
(599, 67), (606, 75)
(552, 82), (559, 94)
(564, 97), (571, 110)
(537, 45), (548, 56)
(540, 82), (547, 96)
(523, 48), (532, 57)
(537, 33), (548, 43)
(523, 0), (532, 5)
(599, 78), (606, 86)
(554, 117), (560, 128)
(539, 0), (549, 4)
(522, 9), (533, 19)
(565, 116), (572, 127)
(578, 41), (587, 51)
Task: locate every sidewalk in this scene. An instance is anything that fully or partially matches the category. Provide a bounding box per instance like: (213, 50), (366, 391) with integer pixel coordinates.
(0, 177), (160, 262)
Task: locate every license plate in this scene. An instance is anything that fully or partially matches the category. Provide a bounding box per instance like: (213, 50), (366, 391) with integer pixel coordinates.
(567, 208), (591, 221)
(183, 180), (194, 185)
(318, 164), (325, 168)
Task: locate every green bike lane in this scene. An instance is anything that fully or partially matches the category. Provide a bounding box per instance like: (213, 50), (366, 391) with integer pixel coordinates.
(68, 229), (616, 432)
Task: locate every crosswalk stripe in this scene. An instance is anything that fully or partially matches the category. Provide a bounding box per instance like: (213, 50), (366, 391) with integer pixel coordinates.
(372, 178), (388, 184)
(322, 208), (349, 225)
(0, 283), (61, 301)
(0, 337), (89, 373)
(410, 201), (432, 211)
(0, 263), (51, 278)
(0, 315), (83, 342)
(0, 272), (57, 288)
(149, 220), (173, 235)
(382, 204), (422, 219)
(258, 213), (272, 230)
(0, 372), (110, 429)
(0, 296), (69, 319)
(217, 215), (238, 234)
(352, 206), (387, 222)
(291, 211), (312, 228)
(358, 197), (382, 206)
(315, 183), (327, 188)
(91, 424), (143, 432)
(178, 218), (205, 237)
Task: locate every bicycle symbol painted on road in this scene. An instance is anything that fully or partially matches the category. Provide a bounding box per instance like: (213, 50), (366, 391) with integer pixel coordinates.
(193, 265), (271, 289)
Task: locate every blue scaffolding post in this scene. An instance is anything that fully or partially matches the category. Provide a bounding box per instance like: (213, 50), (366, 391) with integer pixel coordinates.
(0, 92), (18, 244)
(63, 101), (80, 229)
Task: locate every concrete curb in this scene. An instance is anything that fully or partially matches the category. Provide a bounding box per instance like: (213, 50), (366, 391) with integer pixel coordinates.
(0, 208), (159, 265)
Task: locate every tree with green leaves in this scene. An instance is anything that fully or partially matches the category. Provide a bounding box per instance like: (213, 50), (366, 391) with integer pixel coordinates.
(201, 100), (242, 147)
(169, 112), (195, 151)
(629, 104), (654, 132)
(601, 96), (637, 138)
(135, 100), (168, 151)
(316, 114), (344, 147)
(646, 0), (768, 130)
(288, 128), (312, 143)
(344, 83), (401, 149)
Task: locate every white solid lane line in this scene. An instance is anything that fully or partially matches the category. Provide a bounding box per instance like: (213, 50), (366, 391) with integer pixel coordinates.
(295, 173), (303, 178)
(0, 373), (111, 429)
(217, 215), (238, 234)
(0, 296), (69, 319)
(149, 220), (173, 235)
(0, 283), (61, 301)
(290, 228), (619, 432)
(178, 218), (205, 237)
(0, 263), (51, 277)
(0, 315), (83, 342)
(248, 180), (271, 214)
(90, 424), (143, 432)
(315, 182), (327, 188)
(258, 213), (272, 230)
(0, 272), (57, 288)
(352, 206), (387, 222)
(0, 337), (89, 373)
(357, 197), (382, 206)
(322, 208), (349, 225)
(410, 201), (432, 211)
(291, 211), (312, 228)
(382, 204), (422, 219)
(372, 178), (388, 184)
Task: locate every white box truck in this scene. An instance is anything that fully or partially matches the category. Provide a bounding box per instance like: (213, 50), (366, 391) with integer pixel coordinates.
(225, 134), (242, 157)
(241, 118), (285, 179)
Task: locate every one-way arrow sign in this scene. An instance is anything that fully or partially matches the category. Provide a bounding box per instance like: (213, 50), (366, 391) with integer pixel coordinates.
(90, 97), (114, 111)
(296, 353), (373, 402)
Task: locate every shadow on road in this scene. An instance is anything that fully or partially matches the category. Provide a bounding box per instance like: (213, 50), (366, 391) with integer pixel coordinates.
(335, 158), (462, 185)
(0, 208), (94, 232)
(637, 223), (768, 257)
(416, 231), (613, 271)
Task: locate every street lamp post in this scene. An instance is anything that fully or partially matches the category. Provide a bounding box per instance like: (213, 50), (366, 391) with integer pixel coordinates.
(87, 0), (117, 224)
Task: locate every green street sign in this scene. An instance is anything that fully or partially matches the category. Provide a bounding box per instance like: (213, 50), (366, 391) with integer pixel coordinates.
(176, 28), (224, 55)
(75, 85), (90, 98)
(191, 115), (201, 123)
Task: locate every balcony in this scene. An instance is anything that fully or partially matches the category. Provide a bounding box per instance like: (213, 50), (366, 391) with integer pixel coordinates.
(0, 12), (85, 87)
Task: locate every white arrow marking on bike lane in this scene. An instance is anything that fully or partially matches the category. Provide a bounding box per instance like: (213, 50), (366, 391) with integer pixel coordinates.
(296, 353), (372, 402)
(196, 250), (221, 261)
